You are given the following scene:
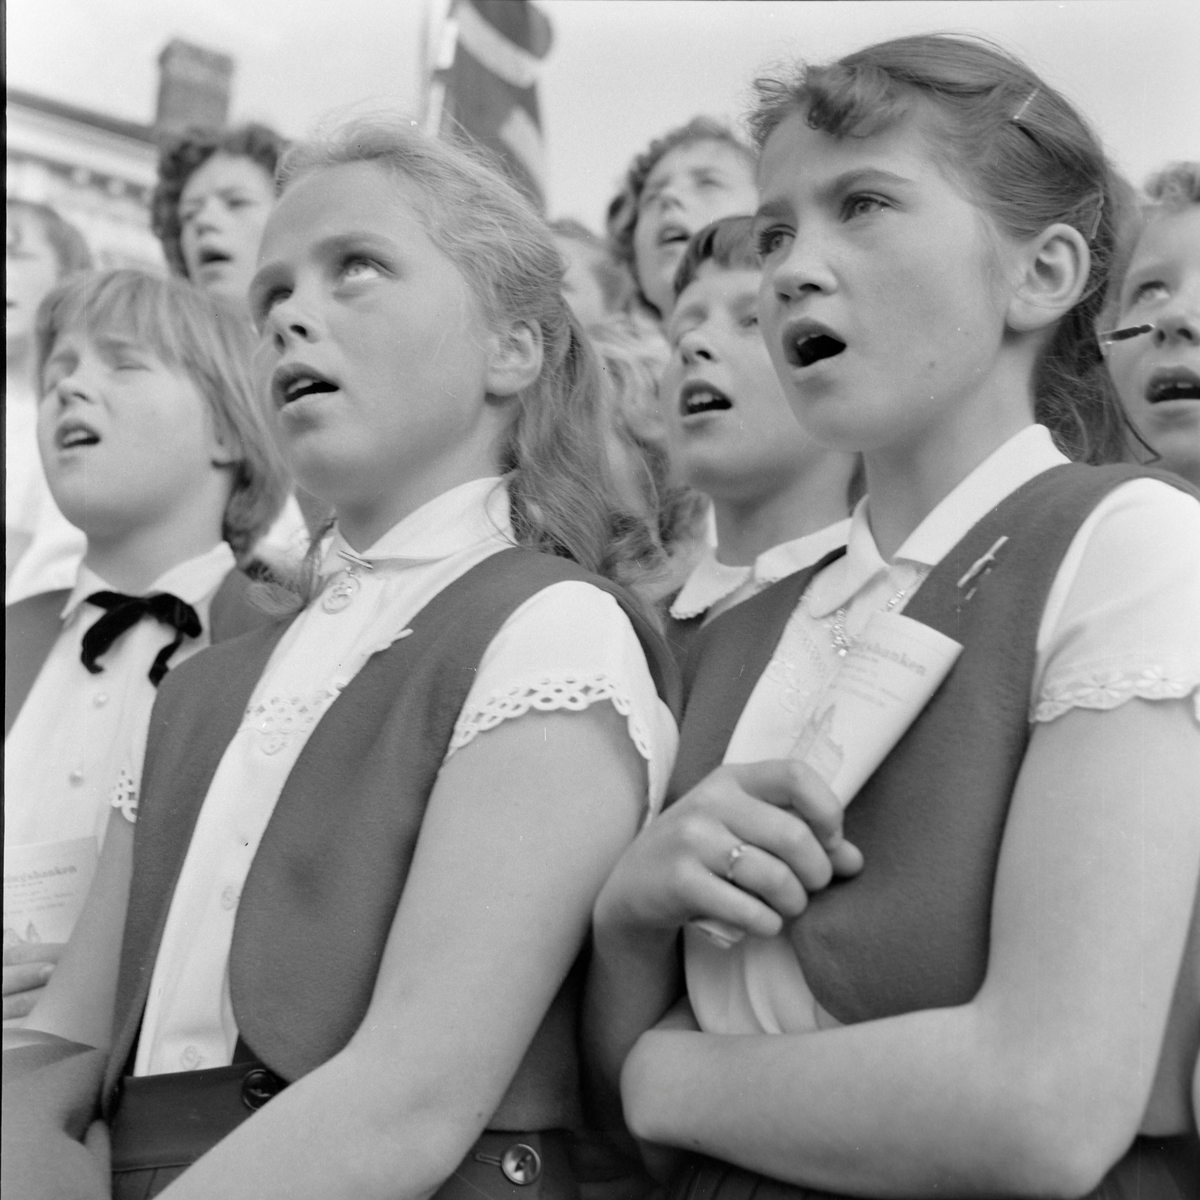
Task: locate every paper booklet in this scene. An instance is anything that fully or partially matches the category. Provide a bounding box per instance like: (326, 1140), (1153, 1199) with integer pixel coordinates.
(4, 836), (99, 949)
(694, 610), (963, 948)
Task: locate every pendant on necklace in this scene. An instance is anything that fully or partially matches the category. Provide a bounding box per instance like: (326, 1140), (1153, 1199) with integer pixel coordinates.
(322, 569), (361, 613)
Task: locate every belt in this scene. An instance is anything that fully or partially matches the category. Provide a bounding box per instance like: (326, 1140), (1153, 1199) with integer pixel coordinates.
(110, 1063), (579, 1200)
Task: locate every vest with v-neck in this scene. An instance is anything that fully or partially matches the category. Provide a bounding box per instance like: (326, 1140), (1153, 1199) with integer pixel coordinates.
(667, 462), (1191, 1024)
(104, 547), (673, 1132)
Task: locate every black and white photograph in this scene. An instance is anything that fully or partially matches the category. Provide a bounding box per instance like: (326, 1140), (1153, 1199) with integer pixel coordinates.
(5, 2), (1199, 1197)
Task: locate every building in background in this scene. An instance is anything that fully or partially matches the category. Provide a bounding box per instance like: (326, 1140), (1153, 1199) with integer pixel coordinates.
(6, 38), (235, 272)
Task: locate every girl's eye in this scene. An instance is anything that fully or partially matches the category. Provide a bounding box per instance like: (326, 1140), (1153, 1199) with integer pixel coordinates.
(843, 194), (888, 219)
(738, 313), (759, 330)
(755, 227), (791, 258)
(341, 257), (381, 283)
(1128, 280), (1169, 308)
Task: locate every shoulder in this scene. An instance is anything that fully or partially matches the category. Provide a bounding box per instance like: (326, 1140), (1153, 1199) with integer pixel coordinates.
(1060, 476), (1200, 583)
(458, 579), (680, 806)
(1034, 477), (1200, 719)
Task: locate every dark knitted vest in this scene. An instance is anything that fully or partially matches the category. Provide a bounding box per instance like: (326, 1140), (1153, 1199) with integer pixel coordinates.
(666, 463), (1189, 1022)
(104, 548), (673, 1132)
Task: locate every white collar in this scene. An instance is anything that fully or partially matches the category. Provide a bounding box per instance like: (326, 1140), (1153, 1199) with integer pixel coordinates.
(807, 425), (1068, 618)
(63, 541), (237, 622)
(671, 518), (852, 620)
(322, 476), (514, 573)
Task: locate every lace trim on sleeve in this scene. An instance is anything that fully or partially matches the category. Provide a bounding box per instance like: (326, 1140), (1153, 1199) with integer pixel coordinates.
(1033, 667), (1200, 724)
(447, 673), (655, 767)
(109, 768), (139, 824)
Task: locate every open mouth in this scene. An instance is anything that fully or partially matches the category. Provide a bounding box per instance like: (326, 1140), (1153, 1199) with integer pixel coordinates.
(782, 320), (847, 370)
(679, 379), (733, 417)
(1146, 367), (1200, 404)
(198, 247), (232, 267)
(56, 419), (100, 450)
(657, 222), (691, 250)
(272, 364), (339, 408)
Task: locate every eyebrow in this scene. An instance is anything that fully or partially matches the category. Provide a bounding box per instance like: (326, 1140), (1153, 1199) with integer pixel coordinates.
(757, 166), (916, 217)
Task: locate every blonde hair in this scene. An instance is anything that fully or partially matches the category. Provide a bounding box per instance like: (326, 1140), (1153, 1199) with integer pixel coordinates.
(36, 269), (288, 560)
(274, 117), (662, 613)
(589, 316), (711, 602)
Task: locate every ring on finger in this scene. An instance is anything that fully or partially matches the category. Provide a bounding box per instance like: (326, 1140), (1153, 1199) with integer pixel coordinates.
(725, 842), (748, 882)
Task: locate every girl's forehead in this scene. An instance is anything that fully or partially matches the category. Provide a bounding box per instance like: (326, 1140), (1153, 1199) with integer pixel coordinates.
(650, 139), (752, 186)
(265, 162), (428, 244)
(1130, 206), (1200, 272)
(757, 109), (938, 198)
(182, 152), (273, 199)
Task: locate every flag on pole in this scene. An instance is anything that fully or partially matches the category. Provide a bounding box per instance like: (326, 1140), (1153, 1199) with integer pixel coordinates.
(424, 0), (553, 209)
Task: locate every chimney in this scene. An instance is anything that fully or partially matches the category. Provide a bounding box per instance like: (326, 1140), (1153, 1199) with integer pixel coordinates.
(155, 39), (234, 139)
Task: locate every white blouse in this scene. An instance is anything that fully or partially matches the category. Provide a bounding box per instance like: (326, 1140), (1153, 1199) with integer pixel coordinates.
(685, 425), (1200, 1037)
(5, 542), (236, 854)
(669, 520), (852, 624)
(130, 477), (677, 1075)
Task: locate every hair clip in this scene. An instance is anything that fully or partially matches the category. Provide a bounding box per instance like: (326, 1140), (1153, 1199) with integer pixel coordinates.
(1086, 191), (1104, 242)
(1098, 323), (1154, 346)
(1011, 88), (1039, 125)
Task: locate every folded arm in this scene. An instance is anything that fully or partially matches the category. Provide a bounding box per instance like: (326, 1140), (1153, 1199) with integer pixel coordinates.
(621, 699), (1200, 1197)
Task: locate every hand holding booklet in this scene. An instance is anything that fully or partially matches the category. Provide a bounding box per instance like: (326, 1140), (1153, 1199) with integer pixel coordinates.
(694, 611), (963, 948)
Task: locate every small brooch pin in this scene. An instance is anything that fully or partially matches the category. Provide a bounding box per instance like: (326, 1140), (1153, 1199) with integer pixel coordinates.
(956, 536), (1009, 603)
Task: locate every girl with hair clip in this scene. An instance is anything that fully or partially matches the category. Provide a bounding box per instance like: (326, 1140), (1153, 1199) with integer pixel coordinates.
(4, 118), (677, 1200)
(588, 35), (1200, 1200)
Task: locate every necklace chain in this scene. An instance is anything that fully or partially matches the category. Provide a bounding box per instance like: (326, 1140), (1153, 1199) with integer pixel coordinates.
(826, 566), (931, 657)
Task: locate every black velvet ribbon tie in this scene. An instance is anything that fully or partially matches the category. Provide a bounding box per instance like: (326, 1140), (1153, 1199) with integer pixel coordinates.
(81, 591), (202, 686)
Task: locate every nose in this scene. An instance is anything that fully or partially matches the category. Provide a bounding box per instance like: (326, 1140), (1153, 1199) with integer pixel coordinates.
(1152, 301), (1199, 348)
(52, 366), (96, 408)
(265, 289), (320, 353)
(768, 231), (835, 304)
(678, 327), (715, 367)
(190, 196), (223, 236)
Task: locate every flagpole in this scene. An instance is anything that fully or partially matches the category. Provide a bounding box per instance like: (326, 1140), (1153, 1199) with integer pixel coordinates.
(422, 0), (458, 137)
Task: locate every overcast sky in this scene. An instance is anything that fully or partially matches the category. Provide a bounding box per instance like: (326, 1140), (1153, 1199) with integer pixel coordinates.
(8, 0), (1199, 230)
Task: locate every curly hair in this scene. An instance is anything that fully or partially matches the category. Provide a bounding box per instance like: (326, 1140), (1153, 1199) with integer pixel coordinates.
(605, 118), (755, 303)
(152, 123), (288, 278)
(749, 34), (1131, 465)
(36, 269), (288, 560)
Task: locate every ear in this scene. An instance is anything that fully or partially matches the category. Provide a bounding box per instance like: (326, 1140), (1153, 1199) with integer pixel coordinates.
(484, 320), (544, 398)
(1006, 222), (1091, 334)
